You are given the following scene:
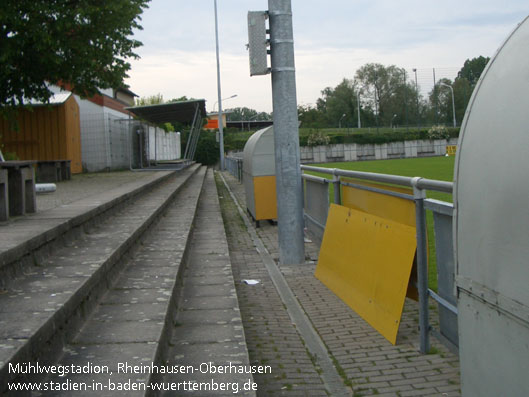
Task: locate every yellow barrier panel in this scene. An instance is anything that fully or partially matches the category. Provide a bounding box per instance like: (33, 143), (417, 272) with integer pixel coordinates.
(315, 204), (417, 345)
(341, 178), (419, 300)
(446, 145), (457, 156)
(253, 176), (277, 220)
(341, 178), (415, 226)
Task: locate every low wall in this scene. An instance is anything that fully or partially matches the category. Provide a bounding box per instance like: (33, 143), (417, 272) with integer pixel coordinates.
(299, 139), (458, 164)
(228, 138), (458, 164)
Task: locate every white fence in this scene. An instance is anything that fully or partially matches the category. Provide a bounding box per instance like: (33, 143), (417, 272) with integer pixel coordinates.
(80, 113), (181, 172)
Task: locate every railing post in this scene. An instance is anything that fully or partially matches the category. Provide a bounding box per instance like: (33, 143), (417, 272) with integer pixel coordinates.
(412, 177), (430, 354)
(332, 173), (341, 205)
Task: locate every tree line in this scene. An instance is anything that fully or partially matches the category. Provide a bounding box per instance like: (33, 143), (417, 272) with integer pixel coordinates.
(298, 56), (489, 129)
(226, 56), (489, 130)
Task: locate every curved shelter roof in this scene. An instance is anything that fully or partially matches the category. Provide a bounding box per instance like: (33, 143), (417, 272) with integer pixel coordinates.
(126, 99), (206, 124)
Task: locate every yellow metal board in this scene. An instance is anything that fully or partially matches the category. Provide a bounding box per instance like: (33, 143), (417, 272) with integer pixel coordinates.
(341, 178), (415, 227)
(446, 145), (457, 156)
(315, 204), (417, 344)
(341, 178), (420, 300)
(253, 176), (277, 220)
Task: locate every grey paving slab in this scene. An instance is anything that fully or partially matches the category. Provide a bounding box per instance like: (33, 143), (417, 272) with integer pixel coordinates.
(168, 342), (250, 365)
(101, 287), (173, 305)
(73, 320), (164, 344)
(181, 296), (239, 311)
(89, 302), (168, 322)
(171, 324), (245, 345)
(0, 290), (70, 313)
(0, 311), (51, 339)
(178, 308), (242, 325)
(0, 339), (27, 367)
(184, 274), (234, 286)
(59, 342), (158, 369)
(120, 264), (178, 277)
(183, 283), (235, 298)
(112, 274), (177, 290)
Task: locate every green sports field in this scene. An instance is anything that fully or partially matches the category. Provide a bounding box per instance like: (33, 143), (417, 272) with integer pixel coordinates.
(307, 156), (456, 291)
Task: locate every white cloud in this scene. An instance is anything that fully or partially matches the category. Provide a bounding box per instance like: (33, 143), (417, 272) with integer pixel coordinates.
(126, 1), (528, 113)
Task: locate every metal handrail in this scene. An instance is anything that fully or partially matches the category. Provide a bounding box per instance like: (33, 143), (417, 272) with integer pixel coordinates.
(301, 163), (455, 354)
(301, 165), (453, 193)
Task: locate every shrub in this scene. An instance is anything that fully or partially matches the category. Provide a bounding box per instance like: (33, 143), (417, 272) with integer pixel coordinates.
(306, 130), (330, 147)
(427, 125), (450, 140)
(189, 131), (219, 166)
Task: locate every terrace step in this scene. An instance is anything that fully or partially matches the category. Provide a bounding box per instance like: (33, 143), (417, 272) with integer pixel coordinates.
(0, 165), (197, 288)
(158, 170), (254, 396)
(0, 165), (205, 393)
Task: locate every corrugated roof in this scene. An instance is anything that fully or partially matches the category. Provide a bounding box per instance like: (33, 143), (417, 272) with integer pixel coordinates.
(126, 100), (207, 124)
(24, 92), (72, 106)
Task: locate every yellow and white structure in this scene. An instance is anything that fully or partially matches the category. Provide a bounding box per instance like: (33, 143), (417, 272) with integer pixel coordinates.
(243, 126), (277, 223)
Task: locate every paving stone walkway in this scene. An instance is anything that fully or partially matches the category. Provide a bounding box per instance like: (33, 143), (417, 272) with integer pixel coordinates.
(218, 171), (461, 397)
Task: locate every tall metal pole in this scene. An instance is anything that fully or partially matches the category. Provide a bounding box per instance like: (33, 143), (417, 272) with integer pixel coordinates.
(450, 85), (456, 127)
(214, 0), (225, 170)
(440, 82), (456, 127)
(413, 68), (420, 130)
(357, 91), (361, 129)
(433, 68), (438, 125)
(403, 70), (409, 132)
(268, 0), (305, 265)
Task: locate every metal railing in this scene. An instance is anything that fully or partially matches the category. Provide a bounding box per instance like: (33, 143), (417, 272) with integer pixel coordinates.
(225, 156), (243, 182)
(301, 165), (456, 354)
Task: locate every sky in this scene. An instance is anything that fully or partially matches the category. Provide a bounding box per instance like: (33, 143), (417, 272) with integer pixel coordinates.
(125, 1), (528, 114)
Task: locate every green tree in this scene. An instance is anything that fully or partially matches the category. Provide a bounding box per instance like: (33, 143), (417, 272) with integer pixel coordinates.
(355, 64), (419, 128)
(457, 56), (490, 87)
(297, 104), (327, 128)
(225, 107), (270, 121)
(316, 78), (358, 128)
(135, 93), (164, 106)
(1, 0), (150, 108)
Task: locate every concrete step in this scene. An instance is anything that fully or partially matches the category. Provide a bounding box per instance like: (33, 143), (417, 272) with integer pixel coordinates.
(0, 165), (197, 287)
(158, 170), (255, 396)
(0, 165), (205, 393)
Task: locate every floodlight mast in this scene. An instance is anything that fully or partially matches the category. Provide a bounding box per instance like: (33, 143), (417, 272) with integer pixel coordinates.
(268, 0), (305, 265)
(214, 0), (225, 170)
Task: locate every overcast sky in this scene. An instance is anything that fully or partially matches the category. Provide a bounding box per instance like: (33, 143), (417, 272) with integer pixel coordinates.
(125, 1), (528, 113)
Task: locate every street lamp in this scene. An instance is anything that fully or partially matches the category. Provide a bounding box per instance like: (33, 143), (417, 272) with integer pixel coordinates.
(338, 113), (346, 129)
(214, 0), (226, 170)
(391, 114), (397, 129)
(412, 68), (420, 130)
(213, 94), (238, 112)
(439, 82), (456, 127)
(356, 91), (361, 129)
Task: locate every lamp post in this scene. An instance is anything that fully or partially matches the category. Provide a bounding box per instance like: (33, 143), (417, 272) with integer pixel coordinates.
(213, 94), (237, 112)
(412, 68), (420, 130)
(214, 0), (226, 170)
(440, 82), (456, 127)
(338, 113), (346, 129)
(357, 91), (361, 129)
